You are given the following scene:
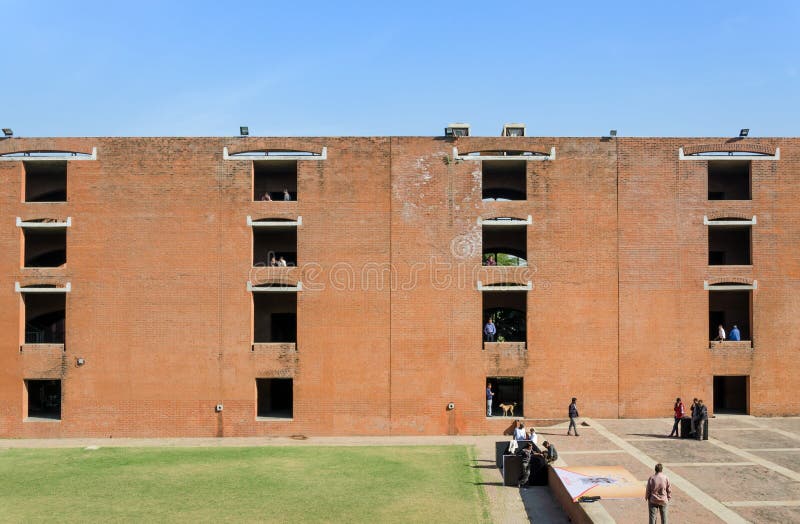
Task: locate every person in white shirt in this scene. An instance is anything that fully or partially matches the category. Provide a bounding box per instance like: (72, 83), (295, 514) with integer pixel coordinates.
(715, 324), (726, 341)
(527, 426), (538, 446)
(514, 421), (527, 441)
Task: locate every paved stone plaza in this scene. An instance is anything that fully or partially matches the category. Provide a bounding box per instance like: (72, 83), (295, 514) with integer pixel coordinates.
(508, 416), (800, 523)
(2, 416), (799, 523)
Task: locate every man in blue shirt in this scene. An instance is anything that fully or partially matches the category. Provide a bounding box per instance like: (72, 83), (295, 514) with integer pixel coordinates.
(486, 384), (495, 417)
(484, 318), (496, 342)
(729, 325), (741, 341)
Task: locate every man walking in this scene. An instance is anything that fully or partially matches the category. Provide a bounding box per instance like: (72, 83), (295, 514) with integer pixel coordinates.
(669, 398), (685, 437)
(645, 463), (671, 523)
(486, 383), (494, 417)
(567, 397), (580, 436)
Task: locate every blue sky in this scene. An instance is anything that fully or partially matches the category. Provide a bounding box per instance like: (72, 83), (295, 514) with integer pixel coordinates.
(3, 1), (799, 137)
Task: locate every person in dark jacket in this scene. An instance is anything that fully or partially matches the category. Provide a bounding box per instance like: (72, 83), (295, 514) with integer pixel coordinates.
(517, 441), (534, 489)
(695, 399), (708, 440)
(568, 397), (580, 436)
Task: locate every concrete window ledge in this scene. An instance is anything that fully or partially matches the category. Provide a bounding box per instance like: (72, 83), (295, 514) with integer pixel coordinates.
(24, 417), (61, 423)
(255, 417), (294, 422)
(709, 340), (753, 350)
(251, 342), (297, 352)
(483, 341), (526, 351)
(20, 343), (65, 352)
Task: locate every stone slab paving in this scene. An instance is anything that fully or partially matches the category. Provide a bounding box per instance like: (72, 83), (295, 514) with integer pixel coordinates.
(633, 439), (746, 464)
(711, 428), (800, 449)
(732, 505), (800, 523)
(588, 416), (800, 523)
(752, 450), (800, 474)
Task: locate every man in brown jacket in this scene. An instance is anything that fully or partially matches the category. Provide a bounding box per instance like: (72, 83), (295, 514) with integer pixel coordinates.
(646, 463), (671, 523)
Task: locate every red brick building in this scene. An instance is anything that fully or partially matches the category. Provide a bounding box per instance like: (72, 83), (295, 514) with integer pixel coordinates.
(0, 131), (796, 437)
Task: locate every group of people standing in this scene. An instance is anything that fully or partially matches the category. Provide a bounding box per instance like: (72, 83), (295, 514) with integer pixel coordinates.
(509, 419), (559, 489)
(260, 188), (293, 201)
(669, 397), (708, 440)
(714, 324), (741, 341)
(268, 255), (288, 267)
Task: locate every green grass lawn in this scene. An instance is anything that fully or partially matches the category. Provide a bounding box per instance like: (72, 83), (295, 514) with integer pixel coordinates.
(0, 445), (489, 523)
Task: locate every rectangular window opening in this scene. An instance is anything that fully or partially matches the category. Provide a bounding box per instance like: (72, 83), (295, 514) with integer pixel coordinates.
(253, 293), (296, 343)
(483, 291), (526, 345)
(25, 379), (62, 420)
(24, 161), (67, 202)
(254, 161), (297, 201)
(256, 378), (293, 418)
(708, 161), (751, 200)
(708, 227), (751, 265)
(487, 377), (523, 417)
(253, 227), (297, 266)
(482, 225), (527, 266)
(23, 293), (65, 344)
(709, 290), (751, 343)
(23, 229), (67, 268)
(482, 160), (526, 201)
(713, 375), (749, 414)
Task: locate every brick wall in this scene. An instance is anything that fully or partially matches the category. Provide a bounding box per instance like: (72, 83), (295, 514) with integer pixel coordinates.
(0, 135), (796, 438)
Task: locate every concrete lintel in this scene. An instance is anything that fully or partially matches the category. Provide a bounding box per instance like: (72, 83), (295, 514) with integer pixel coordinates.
(246, 215), (302, 227)
(453, 147), (555, 161)
(704, 280), (757, 291)
(704, 216), (756, 226)
(477, 281), (532, 291)
(15, 282), (71, 293)
(247, 281), (302, 292)
(478, 215), (532, 226)
(223, 147), (327, 161)
(0, 148), (97, 161)
(679, 147), (780, 161)
(16, 217), (72, 228)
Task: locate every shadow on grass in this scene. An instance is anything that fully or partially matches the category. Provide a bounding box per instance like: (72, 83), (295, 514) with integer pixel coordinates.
(473, 481), (504, 486)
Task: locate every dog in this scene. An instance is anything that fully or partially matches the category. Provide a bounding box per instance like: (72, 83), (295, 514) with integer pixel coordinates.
(499, 402), (518, 417)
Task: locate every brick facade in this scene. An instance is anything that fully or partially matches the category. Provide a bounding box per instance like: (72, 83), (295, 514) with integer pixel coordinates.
(0, 136), (796, 437)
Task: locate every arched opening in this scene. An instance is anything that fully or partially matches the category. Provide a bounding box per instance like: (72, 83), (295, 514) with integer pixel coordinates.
(23, 292), (66, 344)
(482, 224), (527, 266)
(483, 290), (526, 343)
(482, 160), (526, 201)
(708, 283), (752, 343)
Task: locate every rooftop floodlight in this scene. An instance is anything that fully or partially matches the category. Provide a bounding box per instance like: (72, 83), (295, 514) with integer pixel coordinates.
(444, 123), (470, 137)
(739, 128), (749, 138)
(609, 130), (618, 137)
(502, 123), (526, 137)
(240, 126), (249, 136)
(2, 128), (12, 137)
